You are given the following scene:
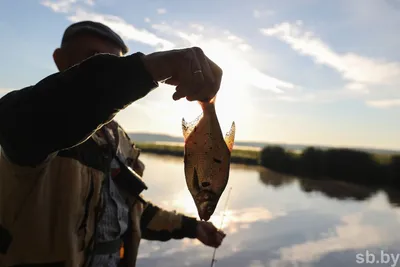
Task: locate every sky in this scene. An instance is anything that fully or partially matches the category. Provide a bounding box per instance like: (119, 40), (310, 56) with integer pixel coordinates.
(1, 0), (400, 150)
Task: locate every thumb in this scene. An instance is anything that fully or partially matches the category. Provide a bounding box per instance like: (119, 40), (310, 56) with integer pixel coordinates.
(204, 222), (218, 232)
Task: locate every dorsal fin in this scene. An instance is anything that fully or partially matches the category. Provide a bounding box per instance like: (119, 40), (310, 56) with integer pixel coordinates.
(224, 121), (236, 152)
(182, 113), (203, 141)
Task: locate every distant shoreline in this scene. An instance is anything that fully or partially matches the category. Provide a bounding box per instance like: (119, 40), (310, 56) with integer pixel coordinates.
(129, 133), (400, 155)
(136, 142), (400, 189)
(136, 142), (260, 166)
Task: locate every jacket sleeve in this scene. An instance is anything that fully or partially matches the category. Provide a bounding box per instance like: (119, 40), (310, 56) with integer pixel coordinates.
(140, 201), (198, 241)
(0, 52), (158, 167)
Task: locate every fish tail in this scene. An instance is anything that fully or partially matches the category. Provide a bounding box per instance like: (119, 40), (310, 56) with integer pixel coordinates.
(199, 95), (217, 110)
(209, 95), (217, 104)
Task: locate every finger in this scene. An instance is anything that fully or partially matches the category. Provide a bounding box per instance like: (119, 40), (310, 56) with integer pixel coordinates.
(216, 231), (225, 239)
(211, 237), (222, 248)
(208, 56), (223, 86)
(186, 88), (212, 102)
(218, 229), (226, 236)
(171, 49), (201, 100)
(189, 47), (205, 84)
(186, 56), (222, 102)
(207, 56), (223, 93)
(204, 222), (218, 232)
(163, 76), (180, 86)
(173, 89), (187, 101)
(193, 47), (214, 84)
(173, 83), (201, 101)
(217, 231), (225, 242)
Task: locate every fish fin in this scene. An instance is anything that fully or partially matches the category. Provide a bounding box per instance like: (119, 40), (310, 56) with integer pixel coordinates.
(209, 95), (217, 104)
(182, 114), (202, 141)
(224, 121), (236, 152)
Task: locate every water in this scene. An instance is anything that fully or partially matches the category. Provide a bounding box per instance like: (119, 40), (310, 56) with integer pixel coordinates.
(136, 154), (400, 267)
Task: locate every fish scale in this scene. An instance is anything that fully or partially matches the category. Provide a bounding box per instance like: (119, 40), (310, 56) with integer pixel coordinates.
(182, 96), (235, 221)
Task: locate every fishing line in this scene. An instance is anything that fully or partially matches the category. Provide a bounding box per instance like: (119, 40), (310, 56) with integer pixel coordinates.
(210, 186), (232, 267)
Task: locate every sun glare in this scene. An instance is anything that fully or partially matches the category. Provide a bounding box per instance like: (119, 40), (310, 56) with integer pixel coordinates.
(171, 39), (255, 138)
(119, 31), (266, 140)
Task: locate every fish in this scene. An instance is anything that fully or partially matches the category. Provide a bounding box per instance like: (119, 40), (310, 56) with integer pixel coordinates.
(182, 96), (235, 221)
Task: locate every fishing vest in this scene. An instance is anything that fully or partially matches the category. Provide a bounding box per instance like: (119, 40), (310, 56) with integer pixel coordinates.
(0, 120), (144, 267)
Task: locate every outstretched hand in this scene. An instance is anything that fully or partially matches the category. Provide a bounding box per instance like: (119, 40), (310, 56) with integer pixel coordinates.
(141, 47), (223, 102)
(196, 221), (226, 248)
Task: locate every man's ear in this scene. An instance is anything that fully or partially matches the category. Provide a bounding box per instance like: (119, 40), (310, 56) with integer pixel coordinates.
(53, 48), (68, 71)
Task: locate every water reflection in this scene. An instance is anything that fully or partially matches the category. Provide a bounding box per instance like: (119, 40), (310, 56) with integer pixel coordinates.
(259, 168), (380, 202)
(137, 154), (400, 267)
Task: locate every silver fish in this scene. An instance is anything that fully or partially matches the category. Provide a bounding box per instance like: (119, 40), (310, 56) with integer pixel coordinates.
(182, 96), (235, 221)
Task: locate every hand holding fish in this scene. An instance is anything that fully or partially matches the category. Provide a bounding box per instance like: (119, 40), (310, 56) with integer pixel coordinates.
(196, 221), (226, 248)
(142, 47), (222, 102)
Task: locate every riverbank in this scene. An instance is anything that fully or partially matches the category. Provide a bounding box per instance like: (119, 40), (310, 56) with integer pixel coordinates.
(136, 142), (400, 189)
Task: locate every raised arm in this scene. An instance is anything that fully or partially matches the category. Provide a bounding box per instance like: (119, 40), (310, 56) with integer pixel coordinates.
(0, 52), (157, 167)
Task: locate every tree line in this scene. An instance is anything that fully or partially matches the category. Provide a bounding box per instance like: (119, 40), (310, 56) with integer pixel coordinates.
(259, 146), (400, 188)
(136, 142), (400, 188)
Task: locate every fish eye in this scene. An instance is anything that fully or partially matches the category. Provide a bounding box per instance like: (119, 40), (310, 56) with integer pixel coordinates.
(213, 158), (222, 164)
(202, 182), (211, 187)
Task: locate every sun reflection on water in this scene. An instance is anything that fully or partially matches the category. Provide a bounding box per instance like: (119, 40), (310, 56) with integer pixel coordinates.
(137, 155), (400, 267)
(161, 188), (286, 237)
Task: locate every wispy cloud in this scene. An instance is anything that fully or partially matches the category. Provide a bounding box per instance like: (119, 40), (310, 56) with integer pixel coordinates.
(68, 9), (175, 49)
(224, 30), (252, 51)
(260, 20), (400, 107)
(272, 212), (395, 264)
(156, 8), (167, 14)
(190, 23), (204, 32)
(42, 0), (296, 96)
(151, 22), (295, 94)
(260, 21), (400, 108)
(366, 99), (400, 108)
(42, 0), (305, 120)
(41, 0), (175, 49)
(41, 0), (90, 13)
(0, 88), (14, 94)
(253, 9), (275, 19)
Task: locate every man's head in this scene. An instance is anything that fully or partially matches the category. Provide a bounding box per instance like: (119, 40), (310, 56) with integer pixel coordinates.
(53, 21), (128, 71)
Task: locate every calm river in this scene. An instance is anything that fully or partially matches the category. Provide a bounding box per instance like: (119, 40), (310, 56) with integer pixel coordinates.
(136, 154), (400, 267)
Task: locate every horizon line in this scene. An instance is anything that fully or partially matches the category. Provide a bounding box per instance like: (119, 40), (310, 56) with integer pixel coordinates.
(127, 131), (400, 153)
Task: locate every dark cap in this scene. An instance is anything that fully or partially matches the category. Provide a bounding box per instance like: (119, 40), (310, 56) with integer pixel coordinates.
(61, 20), (129, 54)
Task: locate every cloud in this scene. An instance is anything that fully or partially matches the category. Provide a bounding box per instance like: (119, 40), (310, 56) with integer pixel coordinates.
(260, 21), (400, 90)
(275, 212), (394, 264)
(224, 30), (252, 51)
(0, 88), (14, 94)
(42, 0), (300, 111)
(151, 23), (295, 94)
(156, 8), (167, 14)
(68, 9), (175, 49)
(366, 99), (400, 108)
(253, 9), (275, 19)
(190, 23), (204, 32)
(42, 0), (175, 49)
(41, 0), (91, 13)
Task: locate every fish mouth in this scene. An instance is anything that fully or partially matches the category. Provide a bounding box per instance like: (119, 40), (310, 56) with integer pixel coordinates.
(195, 190), (217, 221)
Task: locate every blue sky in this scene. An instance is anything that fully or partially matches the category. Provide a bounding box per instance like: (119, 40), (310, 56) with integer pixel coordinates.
(1, 0), (400, 150)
